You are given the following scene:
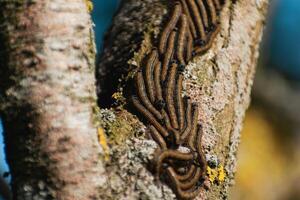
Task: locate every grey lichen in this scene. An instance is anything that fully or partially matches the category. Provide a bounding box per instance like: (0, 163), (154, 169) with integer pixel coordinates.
(100, 138), (175, 200)
(20, 182), (56, 200)
(206, 154), (220, 169)
(99, 109), (117, 126)
(95, 0), (268, 199)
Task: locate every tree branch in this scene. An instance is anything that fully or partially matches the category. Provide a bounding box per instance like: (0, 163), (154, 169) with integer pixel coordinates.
(96, 0), (269, 199)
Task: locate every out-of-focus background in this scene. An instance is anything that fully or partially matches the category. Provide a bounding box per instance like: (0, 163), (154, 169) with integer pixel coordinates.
(0, 0), (299, 199)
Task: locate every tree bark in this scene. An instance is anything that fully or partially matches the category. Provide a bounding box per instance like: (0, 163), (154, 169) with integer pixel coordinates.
(0, 0), (268, 199)
(0, 1), (105, 199)
(96, 0), (268, 199)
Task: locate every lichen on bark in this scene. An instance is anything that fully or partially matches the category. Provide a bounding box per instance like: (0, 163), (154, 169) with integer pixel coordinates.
(0, 0), (269, 199)
(96, 0), (269, 199)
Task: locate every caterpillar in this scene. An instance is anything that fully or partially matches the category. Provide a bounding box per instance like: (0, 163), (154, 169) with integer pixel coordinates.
(128, 0), (227, 199)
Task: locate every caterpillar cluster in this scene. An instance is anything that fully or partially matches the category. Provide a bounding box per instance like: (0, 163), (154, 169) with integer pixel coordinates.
(129, 0), (226, 199)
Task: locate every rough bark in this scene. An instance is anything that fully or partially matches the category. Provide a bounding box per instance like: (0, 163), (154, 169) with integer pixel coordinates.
(96, 0), (269, 199)
(0, 0), (269, 200)
(0, 1), (105, 199)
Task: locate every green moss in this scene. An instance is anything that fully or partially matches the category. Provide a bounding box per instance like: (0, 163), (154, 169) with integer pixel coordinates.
(107, 111), (143, 145)
(108, 119), (133, 144)
(95, 108), (143, 145)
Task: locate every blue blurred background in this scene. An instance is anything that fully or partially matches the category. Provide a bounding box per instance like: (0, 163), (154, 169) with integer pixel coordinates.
(0, 122), (8, 177)
(93, 0), (120, 53)
(0, 121), (10, 200)
(263, 0), (300, 80)
(0, 0), (300, 199)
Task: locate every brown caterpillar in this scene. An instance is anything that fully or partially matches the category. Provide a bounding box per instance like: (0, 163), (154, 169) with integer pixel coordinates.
(135, 71), (162, 120)
(129, 0), (227, 199)
(149, 125), (167, 150)
(185, 0), (206, 40)
(180, 97), (192, 140)
(162, 109), (181, 145)
(131, 96), (169, 137)
(161, 31), (177, 82)
(144, 50), (158, 103)
(194, 25), (220, 54)
(185, 28), (194, 61)
(176, 164), (196, 181)
(186, 104), (199, 147)
(196, 0), (209, 28)
(177, 15), (188, 65)
(165, 62), (180, 129)
(153, 60), (164, 103)
(154, 149), (194, 176)
(178, 167), (202, 190)
(176, 74), (185, 131)
(180, 0), (198, 38)
(205, 0), (218, 24)
(159, 3), (182, 54)
(167, 167), (203, 199)
(181, 103), (199, 142)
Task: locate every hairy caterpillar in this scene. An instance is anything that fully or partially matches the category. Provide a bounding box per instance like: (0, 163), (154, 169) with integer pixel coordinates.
(128, 0), (227, 199)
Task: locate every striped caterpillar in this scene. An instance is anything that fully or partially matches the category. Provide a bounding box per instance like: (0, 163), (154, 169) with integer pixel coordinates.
(128, 0), (227, 199)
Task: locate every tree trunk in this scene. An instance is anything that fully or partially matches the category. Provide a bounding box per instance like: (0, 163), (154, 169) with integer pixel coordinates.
(0, 1), (105, 199)
(0, 0), (268, 199)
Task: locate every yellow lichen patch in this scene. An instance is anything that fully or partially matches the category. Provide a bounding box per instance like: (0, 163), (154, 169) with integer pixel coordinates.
(207, 166), (218, 182)
(112, 92), (123, 101)
(85, 0), (93, 13)
(112, 92), (126, 106)
(217, 165), (226, 182)
(207, 165), (226, 183)
(97, 127), (110, 161)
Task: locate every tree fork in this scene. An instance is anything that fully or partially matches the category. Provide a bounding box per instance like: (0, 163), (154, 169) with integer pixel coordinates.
(0, 0), (269, 199)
